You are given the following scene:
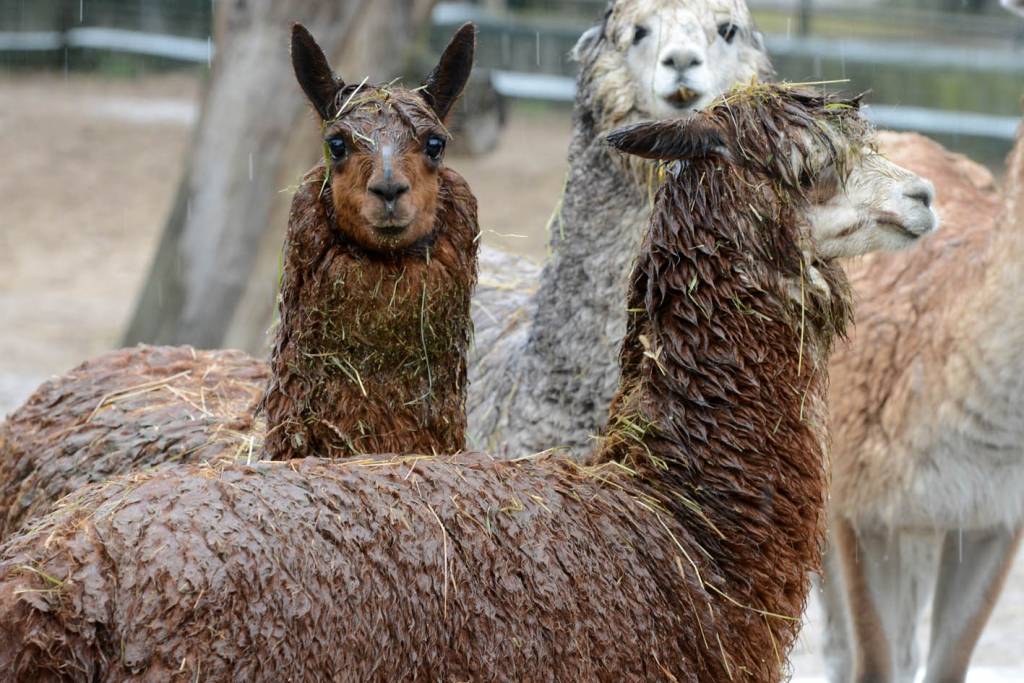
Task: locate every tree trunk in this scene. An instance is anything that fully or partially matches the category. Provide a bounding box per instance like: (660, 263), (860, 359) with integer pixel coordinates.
(122, 0), (437, 352)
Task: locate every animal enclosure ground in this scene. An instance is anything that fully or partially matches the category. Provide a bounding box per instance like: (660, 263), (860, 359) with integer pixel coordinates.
(0, 72), (1020, 678)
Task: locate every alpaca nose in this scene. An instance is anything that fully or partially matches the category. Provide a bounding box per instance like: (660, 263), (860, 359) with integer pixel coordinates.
(902, 178), (935, 209)
(369, 180), (410, 204)
(661, 47), (703, 73)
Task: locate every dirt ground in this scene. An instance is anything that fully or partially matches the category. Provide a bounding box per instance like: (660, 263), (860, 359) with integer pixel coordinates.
(1, 73), (1021, 678)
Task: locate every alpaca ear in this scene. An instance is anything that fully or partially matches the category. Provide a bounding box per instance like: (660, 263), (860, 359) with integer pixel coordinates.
(606, 120), (726, 161)
(571, 24), (603, 62)
(291, 23), (343, 120)
(751, 30), (767, 52)
(422, 23), (477, 122)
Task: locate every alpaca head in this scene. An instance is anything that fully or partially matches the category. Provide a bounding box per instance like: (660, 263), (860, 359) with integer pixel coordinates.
(290, 23), (476, 252)
(607, 85), (938, 261)
(575, 0), (773, 130)
(1003, 0), (1024, 17)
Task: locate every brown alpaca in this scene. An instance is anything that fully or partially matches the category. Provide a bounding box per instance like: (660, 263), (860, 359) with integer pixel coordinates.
(0, 86), (934, 682)
(820, 127), (1024, 682)
(262, 23), (478, 460)
(0, 24), (478, 537)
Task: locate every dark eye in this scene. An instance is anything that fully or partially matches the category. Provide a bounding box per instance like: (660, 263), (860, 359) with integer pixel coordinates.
(425, 135), (446, 162)
(799, 164), (828, 190)
(632, 25), (649, 45)
(717, 22), (738, 43)
(326, 137), (347, 161)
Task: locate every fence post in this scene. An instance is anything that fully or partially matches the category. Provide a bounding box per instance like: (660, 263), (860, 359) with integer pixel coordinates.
(57, 0), (72, 71)
(798, 0), (813, 36)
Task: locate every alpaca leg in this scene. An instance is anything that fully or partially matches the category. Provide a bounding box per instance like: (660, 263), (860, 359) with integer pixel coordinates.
(835, 520), (933, 683)
(820, 531), (854, 683)
(922, 525), (1023, 683)
(891, 532), (938, 683)
(834, 518), (894, 682)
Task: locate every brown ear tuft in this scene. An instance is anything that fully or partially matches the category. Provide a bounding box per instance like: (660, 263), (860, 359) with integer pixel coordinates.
(606, 119), (726, 161)
(422, 23), (477, 122)
(291, 23), (343, 120)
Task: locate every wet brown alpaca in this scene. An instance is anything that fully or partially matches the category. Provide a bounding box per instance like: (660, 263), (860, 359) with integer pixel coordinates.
(0, 24), (478, 536)
(0, 87), (923, 682)
(261, 24), (478, 460)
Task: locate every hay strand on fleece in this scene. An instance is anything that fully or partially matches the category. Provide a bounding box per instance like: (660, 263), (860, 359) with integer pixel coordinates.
(0, 346), (267, 540)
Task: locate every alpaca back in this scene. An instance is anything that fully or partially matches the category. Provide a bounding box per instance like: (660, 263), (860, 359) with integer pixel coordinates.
(0, 456), (737, 682)
(0, 346), (267, 539)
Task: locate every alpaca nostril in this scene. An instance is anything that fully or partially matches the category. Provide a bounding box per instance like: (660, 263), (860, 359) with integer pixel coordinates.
(903, 180), (935, 209)
(369, 181), (410, 204)
(906, 190), (932, 208)
(661, 50), (703, 71)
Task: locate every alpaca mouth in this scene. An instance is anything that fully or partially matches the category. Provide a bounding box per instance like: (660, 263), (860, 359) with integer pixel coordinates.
(876, 218), (919, 239)
(876, 209), (936, 239)
(374, 223), (410, 237)
(664, 86), (702, 110)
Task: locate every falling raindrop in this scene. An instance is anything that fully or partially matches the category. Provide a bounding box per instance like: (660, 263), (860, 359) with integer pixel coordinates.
(207, 36), (212, 68)
(249, 153), (254, 181)
(535, 31), (540, 68)
(79, 0), (83, 23)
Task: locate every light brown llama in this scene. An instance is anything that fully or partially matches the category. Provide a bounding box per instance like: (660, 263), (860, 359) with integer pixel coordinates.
(0, 24), (479, 537)
(0, 86), (935, 682)
(819, 125), (1024, 682)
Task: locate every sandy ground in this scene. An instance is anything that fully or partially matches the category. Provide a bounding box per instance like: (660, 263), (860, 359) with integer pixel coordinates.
(0, 73), (1021, 678)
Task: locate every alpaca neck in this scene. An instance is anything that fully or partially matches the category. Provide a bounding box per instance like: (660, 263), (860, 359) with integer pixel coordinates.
(593, 174), (840, 624)
(262, 166), (477, 459)
(964, 131), (1024, 407)
(491, 107), (654, 455)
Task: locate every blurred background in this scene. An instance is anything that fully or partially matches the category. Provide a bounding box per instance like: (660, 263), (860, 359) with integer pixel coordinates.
(1, 1), (1022, 677)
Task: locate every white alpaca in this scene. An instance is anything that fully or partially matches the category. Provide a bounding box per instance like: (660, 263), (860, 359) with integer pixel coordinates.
(467, 0), (775, 455)
(818, 1), (1024, 677)
(821, 125), (1024, 683)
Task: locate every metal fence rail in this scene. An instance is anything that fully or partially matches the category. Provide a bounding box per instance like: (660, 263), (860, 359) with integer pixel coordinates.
(491, 70), (1019, 140)
(0, 27), (209, 61)
(1, 2), (1020, 141)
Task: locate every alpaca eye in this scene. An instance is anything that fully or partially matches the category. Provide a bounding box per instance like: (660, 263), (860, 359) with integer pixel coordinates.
(425, 135), (446, 161)
(632, 25), (649, 45)
(327, 137), (347, 160)
(717, 22), (738, 43)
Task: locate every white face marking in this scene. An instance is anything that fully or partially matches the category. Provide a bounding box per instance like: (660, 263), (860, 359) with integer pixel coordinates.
(808, 148), (940, 259)
(613, 0), (768, 119)
(380, 143), (395, 184)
